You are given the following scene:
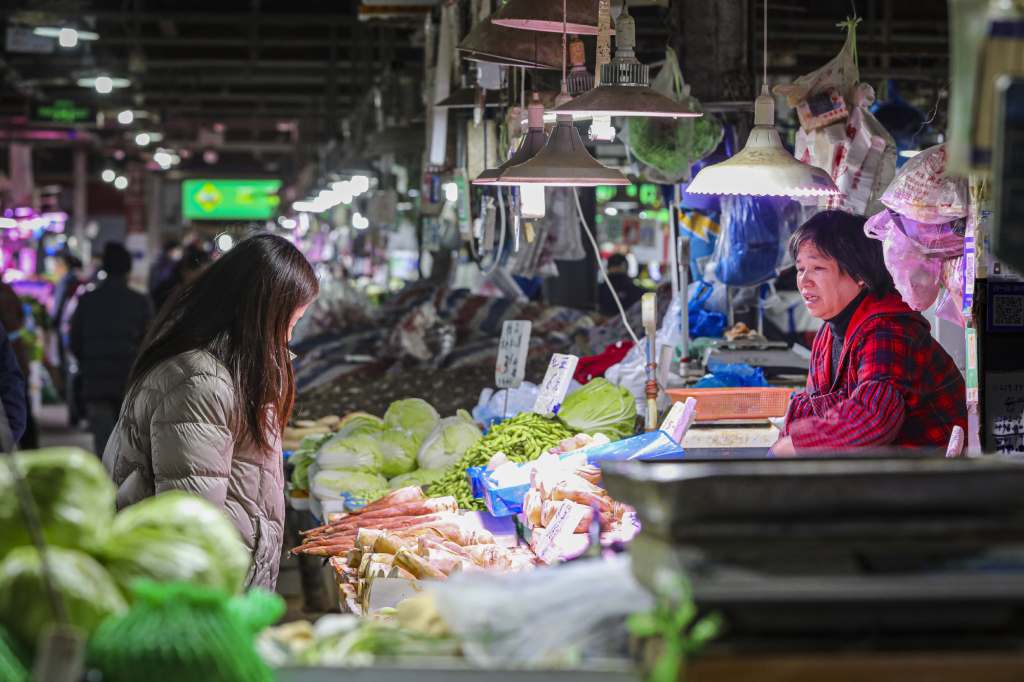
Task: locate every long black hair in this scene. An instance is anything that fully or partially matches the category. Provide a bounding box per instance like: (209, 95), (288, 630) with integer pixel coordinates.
(789, 210), (896, 296)
(127, 234), (319, 452)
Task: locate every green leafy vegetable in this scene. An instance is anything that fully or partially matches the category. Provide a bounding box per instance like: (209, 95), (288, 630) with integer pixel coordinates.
(0, 447), (116, 559)
(416, 413), (482, 472)
(318, 435), (384, 473)
(388, 469), (445, 490)
(384, 399), (440, 442)
(311, 471), (389, 500)
(290, 450), (316, 490)
(0, 546), (128, 652)
(557, 378), (637, 441)
(378, 430), (419, 478)
(101, 492), (250, 596)
(334, 416), (384, 440)
(298, 433), (333, 452)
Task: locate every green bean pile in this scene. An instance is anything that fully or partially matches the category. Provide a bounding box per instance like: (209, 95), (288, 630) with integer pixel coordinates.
(428, 412), (576, 511)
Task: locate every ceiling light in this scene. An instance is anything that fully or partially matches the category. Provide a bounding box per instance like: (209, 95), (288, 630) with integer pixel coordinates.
(135, 132), (151, 146)
(491, 0), (614, 35)
(565, 36), (594, 95)
(474, 93), (548, 185)
(458, 12), (562, 70)
(34, 27), (99, 42)
(101, 169), (115, 183)
(217, 234), (234, 251)
(551, 4), (701, 119)
(153, 151), (173, 168)
(59, 28), (77, 47)
(498, 88), (631, 187)
(78, 76), (130, 93)
(352, 212), (370, 230)
(114, 176), (128, 190)
(443, 183), (459, 202)
(351, 175), (370, 194)
(899, 149), (921, 158)
(685, 0), (840, 198)
(685, 102), (840, 198)
(117, 110), (133, 124)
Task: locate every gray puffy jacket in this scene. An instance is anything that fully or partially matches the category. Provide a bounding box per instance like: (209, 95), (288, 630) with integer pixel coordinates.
(102, 349), (285, 590)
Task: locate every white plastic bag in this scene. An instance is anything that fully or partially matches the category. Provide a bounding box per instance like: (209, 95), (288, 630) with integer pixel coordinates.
(882, 220), (942, 311)
(880, 143), (969, 224)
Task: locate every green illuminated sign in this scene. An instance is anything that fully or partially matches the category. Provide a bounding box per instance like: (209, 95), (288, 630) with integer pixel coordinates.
(182, 179), (282, 220)
(32, 100), (94, 123)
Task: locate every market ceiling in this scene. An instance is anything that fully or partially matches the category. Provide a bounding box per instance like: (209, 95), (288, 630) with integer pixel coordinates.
(0, 0), (949, 169)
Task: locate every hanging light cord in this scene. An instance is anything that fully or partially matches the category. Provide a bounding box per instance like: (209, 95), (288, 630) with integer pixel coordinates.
(562, 0), (568, 89)
(762, 0), (767, 86)
(480, 188), (507, 278)
(573, 188), (641, 347)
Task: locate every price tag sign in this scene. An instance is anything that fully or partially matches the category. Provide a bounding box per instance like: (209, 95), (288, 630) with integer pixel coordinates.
(495, 321), (532, 389)
(533, 353), (579, 418)
(660, 397), (697, 444)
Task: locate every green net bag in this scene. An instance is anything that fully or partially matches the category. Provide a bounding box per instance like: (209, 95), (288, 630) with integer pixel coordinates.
(626, 48), (724, 183)
(88, 581), (284, 682)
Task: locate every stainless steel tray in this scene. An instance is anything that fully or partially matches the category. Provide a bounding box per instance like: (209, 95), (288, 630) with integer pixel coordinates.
(601, 457), (1024, 534)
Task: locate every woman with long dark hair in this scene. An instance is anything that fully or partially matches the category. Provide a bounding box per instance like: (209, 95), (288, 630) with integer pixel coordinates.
(103, 234), (319, 589)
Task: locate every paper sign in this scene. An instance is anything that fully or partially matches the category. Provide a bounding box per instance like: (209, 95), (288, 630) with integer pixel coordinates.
(660, 397), (697, 444)
(985, 370), (1024, 455)
(495, 321), (531, 389)
(533, 353), (579, 417)
(533, 501), (589, 565)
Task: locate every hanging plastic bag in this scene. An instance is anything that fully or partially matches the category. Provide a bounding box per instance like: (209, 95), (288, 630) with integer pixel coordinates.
(687, 281), (727, 339)
(888, 210), (966, 258)
(678, 208), (721, 283)
(882, 221), (942, 311)
(773, 21), (861, 130)
(708, 196), (787, 287)
(879, 143), (969, 224)
(626, 48), (724, 183)
(936, 255), (966, 327)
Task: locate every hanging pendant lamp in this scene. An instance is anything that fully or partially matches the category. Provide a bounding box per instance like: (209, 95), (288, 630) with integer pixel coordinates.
(458, 13), (563, 70)
(436, 86), (502, 109)
(550, 3), (701, 118)
(497, 88), (630, 186)
(685, 86), (841, 197)
(491, 0), (613, 36)
(474, 93), (548, 185)
(684, 0), (839, 197)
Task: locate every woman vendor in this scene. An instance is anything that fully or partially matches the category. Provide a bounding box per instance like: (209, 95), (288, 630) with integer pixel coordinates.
(771, 211), (967, 455)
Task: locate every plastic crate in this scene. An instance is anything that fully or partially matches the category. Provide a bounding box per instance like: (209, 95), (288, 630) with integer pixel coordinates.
(665, 387), (796, 421)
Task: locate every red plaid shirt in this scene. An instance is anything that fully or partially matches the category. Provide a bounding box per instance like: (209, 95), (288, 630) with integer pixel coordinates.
(781, 293), (967, 452)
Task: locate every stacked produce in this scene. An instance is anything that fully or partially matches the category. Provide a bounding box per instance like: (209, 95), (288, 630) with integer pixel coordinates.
(520, 441), (640, 564)
(282, 414), (347, 451)
(295, 401), (483, 506)
(0, 448), (251, 660)
(428, 412), (577, 511)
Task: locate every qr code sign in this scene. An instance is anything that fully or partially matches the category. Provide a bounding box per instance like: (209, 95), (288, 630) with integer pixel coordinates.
(994, 295), (1024, 327)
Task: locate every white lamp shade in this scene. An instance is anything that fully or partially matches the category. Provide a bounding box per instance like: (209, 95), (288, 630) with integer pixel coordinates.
(686, 85), (840, 197)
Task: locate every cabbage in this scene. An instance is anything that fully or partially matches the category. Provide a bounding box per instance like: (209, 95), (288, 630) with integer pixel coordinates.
(0, 447), (116, 559)
(101, 492), (250, 595)
(318, 435), (384, 473)
(416, 411), (482, 472)
(383, 399), (440, 441)
(388, 469), (445, 490)
(0, 546), (127, 651)
(557, 378), (637, 441)
(312, 470), (389, 500)
(299, 433), (333, 452)
(334, 415), (384, 439)
(379, 430), (419, 478)
(290, 450), (316, 490)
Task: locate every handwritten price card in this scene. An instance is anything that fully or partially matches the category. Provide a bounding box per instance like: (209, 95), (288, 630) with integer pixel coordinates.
(532, 353), (579, 418)
(495, 321), (531, 389)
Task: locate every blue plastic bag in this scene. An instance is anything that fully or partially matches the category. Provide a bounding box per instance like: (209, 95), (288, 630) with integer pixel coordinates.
(688, 281), (727, 339)
(712, 196), (784, 287)
(695, 358), (769, 388)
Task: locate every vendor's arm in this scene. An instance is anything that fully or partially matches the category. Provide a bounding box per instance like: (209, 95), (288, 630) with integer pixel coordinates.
(779, 390), (813, 437)
(786, 320), (909, 451)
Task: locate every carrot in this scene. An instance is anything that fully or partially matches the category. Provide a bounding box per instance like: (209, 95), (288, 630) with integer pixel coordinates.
(305, 499), (457, 537)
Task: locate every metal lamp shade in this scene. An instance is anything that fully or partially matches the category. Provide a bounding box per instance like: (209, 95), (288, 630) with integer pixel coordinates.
(686, 85), (840, 197)
(436, 88), (502, 108)
(551, 83), (701, 118)
(491, 0), (613, 35)
(458, 13), (563, 70)
(475, 129), (548, 185)
(497, 118), (630, 186)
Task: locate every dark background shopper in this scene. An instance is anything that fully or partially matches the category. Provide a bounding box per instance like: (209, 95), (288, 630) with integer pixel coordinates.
(69, 243), (154, 456)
